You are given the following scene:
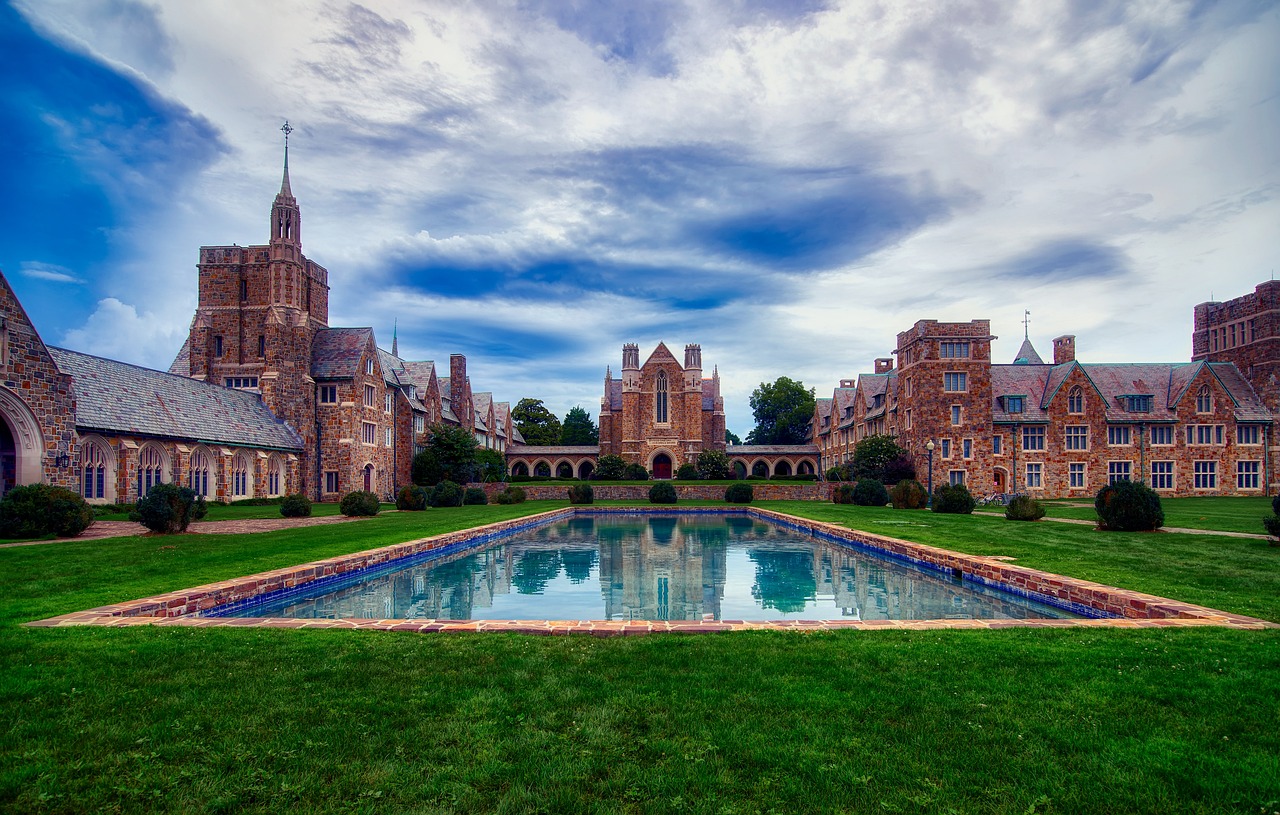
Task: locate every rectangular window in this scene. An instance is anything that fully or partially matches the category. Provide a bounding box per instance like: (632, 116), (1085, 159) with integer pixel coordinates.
(385, 427), (393, 447)
(1022, 426), (1045, 451)
(904, 377), (913, 397)
(939, 341), (970, 358)
(362, 422), (376, 445)
(992, 435), (1002, 455)
(258, 335), (265, 357)
(364, 384), (376, 408)
(949, 470), (965, 486)
(1108, 461), (1131, 484)
(951, 405), (962, 426)
(385, 392), (394, 413)
(324, 471), (339, 494)
(1065, 425), (1088, 450)
(1069, 462), (1086, 488)
(940, 438), (951, 459)
(1150, 425), (1174, 446)
(962, 438), (972, 459)
(239, 279), (248, 301)
(1193, 460), (1217, 489)
(1187, 425), (1225, 445)
(1025, 463), (1042, 488)
(1237, 460), (1260, 489)
(214, 336), (224, 357)
(319, 385), (337, 404)
(1107, 426), (1131, 446)
(224, 377), (259, 389)
(943, 372), (967, 392)
(1126, 395), (1152, 413)
(414, 415), (425, 434)
(905, 410), (912, 430)
(1151, 461), (1174, 490)
(365, 358), (375, 376)
(1237, 425), (1261, 445)
(1005, 396), (1024, 413)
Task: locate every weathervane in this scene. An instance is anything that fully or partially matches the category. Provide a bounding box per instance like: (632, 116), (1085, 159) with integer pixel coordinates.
(1022, 309), (1031, 340)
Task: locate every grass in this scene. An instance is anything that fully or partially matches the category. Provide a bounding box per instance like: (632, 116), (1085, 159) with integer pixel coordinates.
(1037, 495), (1275, 535)
(2, 500), (1278, 813)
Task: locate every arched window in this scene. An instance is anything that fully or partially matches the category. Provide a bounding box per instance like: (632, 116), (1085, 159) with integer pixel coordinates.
(1068, 386), (1083, 414)
(233, 452), (253, 499)
(655, 370), (668, 423)
(511, 461), (529, 477)
(80, 439), (109, 500)
(266, 454), (285, 497)
(534, 461), (551, 477)
(556, 462), (573, 479)
(137, 444), (168, 497)
(1196, 385), (1212, 413)
(189, 447), (214, 498)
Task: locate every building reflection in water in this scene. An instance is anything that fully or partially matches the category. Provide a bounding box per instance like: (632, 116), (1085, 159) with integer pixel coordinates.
(254, 515), (1076, 622)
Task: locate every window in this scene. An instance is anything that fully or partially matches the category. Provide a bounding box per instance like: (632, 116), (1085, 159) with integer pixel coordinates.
(1237, 425), (1261, 445)
(1108, 461), (1131, 484)
(1187, 425), (1225, 445)
(385, 392), (394, 413)
(225, 377), (259, 389)
(1196, 385), (1212, 413)
(1193, 460), (1217, 489)
(1005, 396), (1024, 414)
(325, 471), (339, 494)
(1107, 426), (1131, 446)
(366, 358), (375, 376)
(1151, 461), (1174, 490)
(943, 372), (967, 392)
(1065, 425), (1089, 450)
(992, 435), (1002, 455)
(138, 445), (166, 496)
(267, 456), (283, 497)
(214, 336), (224, 357)
(1067, 386), (1083, 414)
(414, 415), (425, 434)
(408, 385), (417, 400)
(1237, 461), (1260, 490)
(81, 441), (107, 500)
(1127, 395), (1152, 413)
(1025, 463), (1042, 488)
(1022, 426), (1045, 451)
(655, 370), (669, 423)
(189, 448), (213, 498)
(239, 279), (248, 301)
(385, 427), (393, 447)
(905, 410), (912, 430)
(951, 405), (962, 426)
(962, 438), (972, 459)
(1069, 463), (1086, 488)
(940, 341), (970, 358)
(940, 438), (951, 459)
(362, 422), (376, 445)
(258, 335), (265, 357)
(364, 384), (376, 407)
(233, 454), (251, 498)
(319, 385), (337, 404)
(1151, 425), (1174, 446)
(904, 377), (912, 397)
(949, 470), (966, 486)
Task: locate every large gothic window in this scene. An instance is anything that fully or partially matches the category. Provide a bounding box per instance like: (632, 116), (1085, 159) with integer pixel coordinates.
(233, 452), (253, 499)
(267, 454), (285, 497)
(189, 447), (215, 499)
(1068, 386), (1083, 414)
(80, 439), (110, 501)
(1196, 385), (1213, 413)
(655, 370), (669, 424)
(137, 444), (168, 497)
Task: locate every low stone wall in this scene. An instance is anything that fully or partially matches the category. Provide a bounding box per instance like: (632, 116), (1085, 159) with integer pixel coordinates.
(480, 482), (832, 502)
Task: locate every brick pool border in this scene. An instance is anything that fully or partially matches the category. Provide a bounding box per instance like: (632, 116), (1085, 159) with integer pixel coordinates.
(26, 507), (1276, 633)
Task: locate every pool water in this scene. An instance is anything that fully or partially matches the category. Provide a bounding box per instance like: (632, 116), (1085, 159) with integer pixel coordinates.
(223, 514), (1081, 622)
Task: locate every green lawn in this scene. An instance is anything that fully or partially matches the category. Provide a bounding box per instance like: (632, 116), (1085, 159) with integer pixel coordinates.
(2, 500), (1278, 814)
(1036, 495), (1275, 535)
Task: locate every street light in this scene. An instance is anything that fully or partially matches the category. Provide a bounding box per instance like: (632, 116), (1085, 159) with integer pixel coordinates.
(925, 440), (935, 508)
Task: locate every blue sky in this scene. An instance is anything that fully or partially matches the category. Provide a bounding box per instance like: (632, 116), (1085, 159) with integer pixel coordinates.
(3, 0), (1278, 437)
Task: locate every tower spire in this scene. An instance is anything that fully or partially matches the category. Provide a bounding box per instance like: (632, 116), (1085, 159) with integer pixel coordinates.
(280, 120), (294, 197)
(391, 319), (398, 357)
(1023, 309), (1031, 340)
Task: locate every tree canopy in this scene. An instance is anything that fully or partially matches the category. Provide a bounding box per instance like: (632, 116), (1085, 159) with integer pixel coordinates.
(851, 434), (914, 484)
(560, 406), (599, 445)
(413, 423), (480, 486)
(745, 377), (816, 445)
(725, 429), (742, 445)
(513, 398), (562, 445)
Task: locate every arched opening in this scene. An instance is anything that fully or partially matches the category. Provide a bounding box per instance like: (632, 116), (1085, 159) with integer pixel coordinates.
(233, 452), (254, 499)
(577, 460), (595, 480)
(511, 461), (529, 477)
(732, 460), (747, 480)
(534, 461), (551, 477)
(556, 461), (573, 479)
(363, 464), (373, 492)
(774, 460), (793, 476)
(652, 453), (672, 480)
(655, 370), (668, 423)
(79, 437), (115, 503)
(266, 454), (286, 497)
(0, 387), (46, 498)
(798, 460), (815, 476)
(137, 444), (170, 497)
(993, 467), (1008, 493)
(751, 460), (769, 478)
(189, 446), (215, 499)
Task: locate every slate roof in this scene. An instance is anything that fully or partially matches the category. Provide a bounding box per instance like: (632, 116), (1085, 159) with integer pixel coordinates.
(727, 444), (820, 455)
(701, 378), (717, 411)
(168, 336), (191, 377)
(990, 365), (1053, 423)
(1013, 337), (1044, 365)
(606, 378), (623, 411)
(49, 347), (304, 451)
(508, 445), (600, 455)
(311, 328), (373, 379)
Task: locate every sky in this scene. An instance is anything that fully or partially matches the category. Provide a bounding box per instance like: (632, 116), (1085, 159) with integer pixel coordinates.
(2, 0), (1278, 438)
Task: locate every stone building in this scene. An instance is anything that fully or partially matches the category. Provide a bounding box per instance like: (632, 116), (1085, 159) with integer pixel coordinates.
(1193, 281), (1280, 412)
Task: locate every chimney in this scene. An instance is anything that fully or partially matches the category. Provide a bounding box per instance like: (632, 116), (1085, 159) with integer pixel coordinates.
(450, 354), (467, 403)
(1053, 335), (1076, 365)
(875, 358), (893, 374)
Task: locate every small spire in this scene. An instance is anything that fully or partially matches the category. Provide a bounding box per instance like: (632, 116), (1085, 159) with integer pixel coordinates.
(606, 365), (612, 380)
(1023, 309), (1031, 340)
(279, 120), (293, 197)
(391, 319), (398, 357)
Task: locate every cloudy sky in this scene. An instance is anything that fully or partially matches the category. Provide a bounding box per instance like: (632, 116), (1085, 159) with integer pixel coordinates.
(3, 0), (1278, 436)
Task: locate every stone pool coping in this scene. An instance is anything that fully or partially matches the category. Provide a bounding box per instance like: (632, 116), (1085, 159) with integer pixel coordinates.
(26, 507), (1276, 633)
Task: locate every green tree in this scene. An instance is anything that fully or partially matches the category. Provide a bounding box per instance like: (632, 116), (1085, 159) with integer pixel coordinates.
(725, 429), (742, 445)
(594, 454), (627, 480)
(475, 448), (506, 482)
(560, 406), (599, 445)
(513, 398), (562, 446)
(424, 423), (480, 484)
(745, 377), (815, 445)
(695, 450), (731, 480)
(852, 434), (911, 482)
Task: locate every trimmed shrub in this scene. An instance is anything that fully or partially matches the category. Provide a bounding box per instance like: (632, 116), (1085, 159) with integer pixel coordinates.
(852, 478), (890, 507)
(131, 483), (207, 534)
(625, 463), (650, 481)
(568, 483), (594, 504)
(1005, 494), (1046, 521)
(339, 490), (380, 517)
(0, 483), (94, 538)
(463, 487), (488, 505)
(825, 467), (844, 482)
(889, 479), (928, 509)
(1263, 514), (1280, 545)
(725, 482), (753, 504)
(280, 493), (312, 518)
(883, 454), (917, 484)
(396, 485), (428, 511)
(649, 482), (677, 504)
(675, 464), (699, 480)
(1272, 494), (1280, 517)
(494, 485), (526, 505)
(931, 483), (976, 514)
(695, 450), (731, 480)
(832, 483), (857, 504)
(1094, 481), (1163, 531)
(594, 454), (627, 480)
(429, 481), (464, 508)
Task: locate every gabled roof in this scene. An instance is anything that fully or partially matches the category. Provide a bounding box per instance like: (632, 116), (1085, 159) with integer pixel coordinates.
(377, 347), (405, 386)
(311, 328), (374, 379)
(991, 365), (1053, 423)
(168, 336), (192, 377)
(398, 360), (437, 388)
(606, 378), (623, 412)
(1013, 337), (1044, 365)
(49, 347), (304, 452)
(642, 342), (680, 367)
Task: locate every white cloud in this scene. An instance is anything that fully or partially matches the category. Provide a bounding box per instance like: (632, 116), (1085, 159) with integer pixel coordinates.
(20, 262), (82, 284)
(60, 298), (187, 370)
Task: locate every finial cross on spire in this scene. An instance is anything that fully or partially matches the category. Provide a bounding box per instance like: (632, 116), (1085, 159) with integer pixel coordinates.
(1023, 309), (1031, 340)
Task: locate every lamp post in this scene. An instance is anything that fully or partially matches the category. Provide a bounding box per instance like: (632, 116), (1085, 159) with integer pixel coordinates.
(925, 440), (935, 508)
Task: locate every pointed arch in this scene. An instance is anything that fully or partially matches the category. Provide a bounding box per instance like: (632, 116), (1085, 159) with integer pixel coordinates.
(0, 386), (45, 497)
(1067, 386), (1083, 414)
(1196, 384), (1213, 413)
(79, 435), (116, 503)
(655, 369), (669, 424)
(232, 451), (254, 499)
(188, 445), (216, 499)
(137, 443), (170, 497)
(266, 453), (286, 497)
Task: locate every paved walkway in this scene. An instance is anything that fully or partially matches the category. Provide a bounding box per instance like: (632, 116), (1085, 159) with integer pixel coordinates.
(0, 514), (366, 548)
(972, 511), (1270, 539)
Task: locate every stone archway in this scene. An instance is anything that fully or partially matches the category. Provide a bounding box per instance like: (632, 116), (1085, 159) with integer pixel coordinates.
(511, 461), (529, 477)
(652, 452), (673, 480)
(363, 463), (373, 492)
(0, 386), (45, 497)
(775, 460), (793, 476)
(578, 460), (595, 480)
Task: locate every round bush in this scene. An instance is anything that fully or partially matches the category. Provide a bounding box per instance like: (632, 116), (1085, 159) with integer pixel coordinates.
(1094, 481), (1163, 531)
(625, 463), (650, 481)
(931, 483), (976, 514)
(1272, 494), (1280, 517)
(463, 487), (488, 506)
(339, 490), (381, 517)
(1263, 514), (1280, 544)
(725, 482), (753, 504)
(494, 485), (526, 505)
(695, 450), (731, 480)
(0, 483), (94, 538)
(395, 485), (428, 511)
(131, 483), (207, 534)
(280, 493), (313, 518)
(649, 482), (677, 504)
(568, 483), (594, 504)
(852, 478), (890, 507)
(1004, 494), (1045, 521)
(889, 479), (928, 509)
(824, 467), (844, 482)
(832, 483), (856, 505)
(675, 463), (699, 480)
(427, 481), (463, 508)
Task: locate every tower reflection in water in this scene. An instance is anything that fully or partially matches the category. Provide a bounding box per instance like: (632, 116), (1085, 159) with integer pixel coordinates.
(256, 515), (1076, 622)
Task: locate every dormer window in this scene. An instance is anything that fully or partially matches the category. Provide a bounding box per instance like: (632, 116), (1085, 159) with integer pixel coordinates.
(366, 358), (375, 376)
(1005, 396), (1025, 414)
(872, 394), (884, 408)
(1126, 395), (1152, 413)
